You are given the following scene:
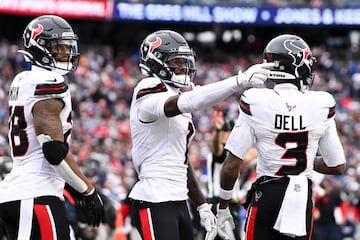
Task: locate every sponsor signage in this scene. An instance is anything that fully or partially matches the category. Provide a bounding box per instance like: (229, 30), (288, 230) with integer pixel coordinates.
(114, 2), (360, 26)
(2, 1), (359, 26)
(0, 0), (112, 19)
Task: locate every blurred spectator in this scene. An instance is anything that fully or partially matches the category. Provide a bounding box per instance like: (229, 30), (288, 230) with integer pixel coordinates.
(313, 177), (343, 240)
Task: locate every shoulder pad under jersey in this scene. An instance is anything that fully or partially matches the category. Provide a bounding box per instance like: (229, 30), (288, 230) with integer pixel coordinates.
(29, 70), (68, 96)
(239, 88), (271, 116)
(306, 90), (335, 107)
(240, 88), (267, 104)
(135, 77), (168, 100)
(306, 91), (336, 119)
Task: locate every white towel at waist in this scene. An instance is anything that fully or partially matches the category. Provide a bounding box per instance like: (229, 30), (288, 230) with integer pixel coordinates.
(273, 175), (308, 237)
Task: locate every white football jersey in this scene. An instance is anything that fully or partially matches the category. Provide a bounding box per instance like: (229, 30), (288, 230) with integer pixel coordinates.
(225, 83), (346, 179)
(0, 66), (72, 202)
(129, 77), (195, 202)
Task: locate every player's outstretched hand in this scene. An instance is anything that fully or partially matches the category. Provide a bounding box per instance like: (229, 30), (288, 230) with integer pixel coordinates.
(237, 62), (275, 88)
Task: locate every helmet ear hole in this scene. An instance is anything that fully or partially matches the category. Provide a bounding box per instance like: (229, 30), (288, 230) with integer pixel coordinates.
(42, 56), (51, 65)
(159, 69), (170, 79)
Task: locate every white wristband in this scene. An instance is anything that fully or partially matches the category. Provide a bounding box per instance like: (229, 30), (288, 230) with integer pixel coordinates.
(219, 187), (233, 200)
(84, 187), (95, 196)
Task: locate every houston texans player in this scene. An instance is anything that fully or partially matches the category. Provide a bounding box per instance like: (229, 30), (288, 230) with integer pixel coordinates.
(212, 34), (346, 240)
(0, 15), (104, 240)
(129, 29), (274, 240)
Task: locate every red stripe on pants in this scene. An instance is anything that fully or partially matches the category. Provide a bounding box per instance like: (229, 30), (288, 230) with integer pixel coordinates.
(246, 206), (258, 240)
(34, 204), (54, 240)
(309, 210), (314, 240)
(139, 208), (153, 240)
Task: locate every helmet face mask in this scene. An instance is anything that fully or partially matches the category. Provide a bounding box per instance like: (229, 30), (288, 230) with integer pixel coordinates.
(264, 34), (316, 91)
(46, 38), (79, 73)
(139, 30), (196, 88)
(21, 15), (80, 75)
(165, 55), (196, 87)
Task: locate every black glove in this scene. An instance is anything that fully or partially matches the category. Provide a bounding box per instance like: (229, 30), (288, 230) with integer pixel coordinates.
(64, 184), (105, 227)
(77, 188), (104, 227)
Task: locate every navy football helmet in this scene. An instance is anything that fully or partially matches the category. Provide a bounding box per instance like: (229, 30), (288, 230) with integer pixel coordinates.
(139, 30), (196, 88)
(264, 34), (316, 91)
(20, 15), (80, 75)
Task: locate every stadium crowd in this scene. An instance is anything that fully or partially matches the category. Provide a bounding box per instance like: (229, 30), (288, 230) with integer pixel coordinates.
(1, 34), (360, 239)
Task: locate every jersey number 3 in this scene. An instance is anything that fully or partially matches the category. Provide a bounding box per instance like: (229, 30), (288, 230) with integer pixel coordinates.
(275, 131), (308, 176)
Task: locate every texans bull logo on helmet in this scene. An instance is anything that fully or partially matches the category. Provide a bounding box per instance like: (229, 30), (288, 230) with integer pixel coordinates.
(284, 39), (311, 69)
(141, 37), (162, 61)
(24, 24), (44, 48)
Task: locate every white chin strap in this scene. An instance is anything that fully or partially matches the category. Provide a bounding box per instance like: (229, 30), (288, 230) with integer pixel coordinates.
(170, 74), (191, 88)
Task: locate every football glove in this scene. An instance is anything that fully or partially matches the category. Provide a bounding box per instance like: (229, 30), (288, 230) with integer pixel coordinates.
(77, 188), (104, 227)
(197, 203), (217, 238)
(215, 207), (235, 240)
(237, 62), (275, 88)
(64, 184), (104, 227)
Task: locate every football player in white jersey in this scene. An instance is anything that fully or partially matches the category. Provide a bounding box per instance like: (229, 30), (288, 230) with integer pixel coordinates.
(0, 15), (104, 240)
(129, 30), (274, 240)
(211, 34), (346, 240)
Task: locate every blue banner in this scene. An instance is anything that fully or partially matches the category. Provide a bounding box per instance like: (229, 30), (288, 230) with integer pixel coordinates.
(113, 3), (360, 26)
